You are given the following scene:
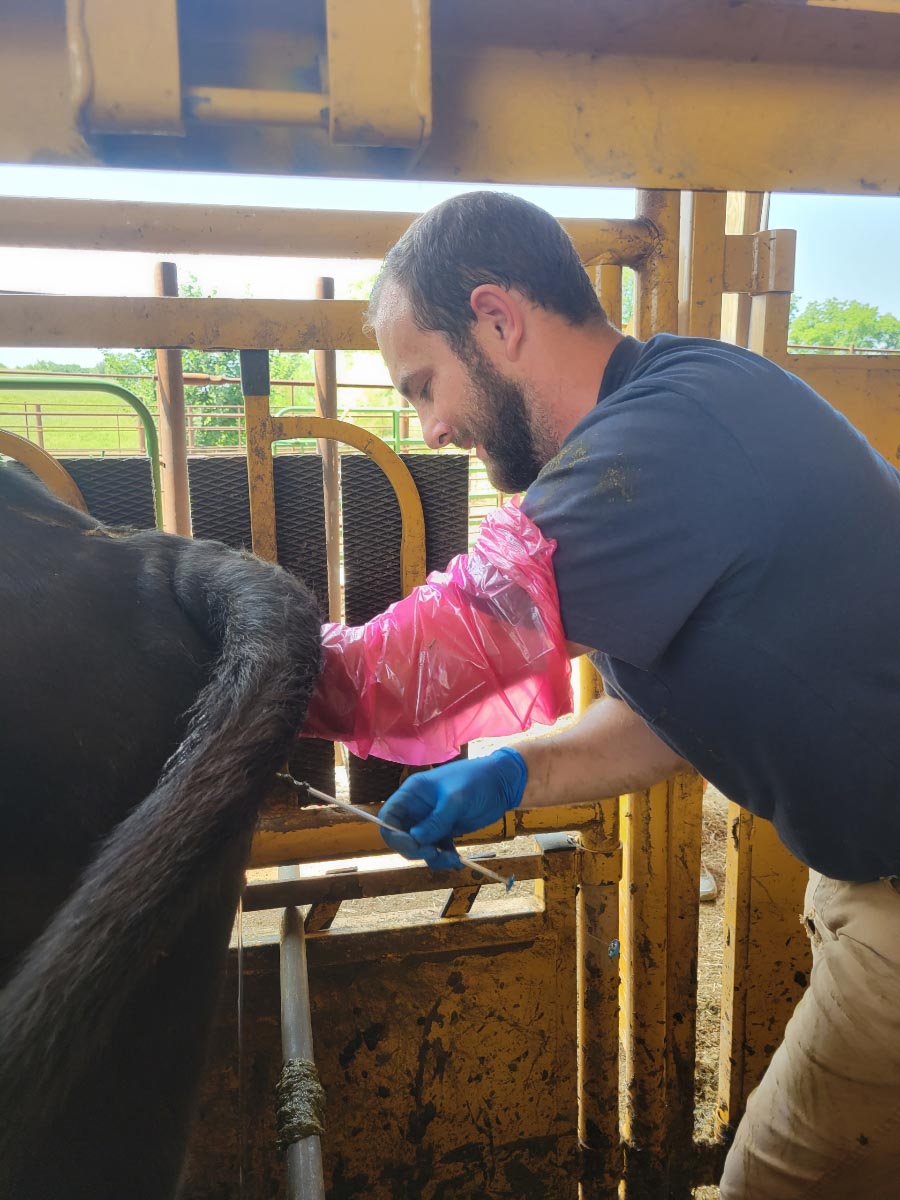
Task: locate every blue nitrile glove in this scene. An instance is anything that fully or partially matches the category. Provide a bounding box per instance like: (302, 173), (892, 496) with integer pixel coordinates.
(378, 748), (528, 870)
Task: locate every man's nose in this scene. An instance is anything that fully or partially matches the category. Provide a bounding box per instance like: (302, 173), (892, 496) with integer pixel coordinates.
(420, 412), (454, 450)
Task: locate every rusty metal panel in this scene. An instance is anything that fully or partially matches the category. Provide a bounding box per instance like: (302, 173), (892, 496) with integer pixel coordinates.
(59, 456), (155, 529)
(716, 804), (810, 1141)
(788, 356), (900, 469)
(183, 849), (580, 1199)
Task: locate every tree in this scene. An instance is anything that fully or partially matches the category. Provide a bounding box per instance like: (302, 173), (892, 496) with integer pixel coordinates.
(789, 298), (900, 351)
(100, 277), (314, 448)
(13, 358), (99, 375)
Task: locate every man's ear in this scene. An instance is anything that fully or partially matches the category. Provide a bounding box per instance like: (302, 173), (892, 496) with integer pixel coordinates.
(469, 284), (525, 361)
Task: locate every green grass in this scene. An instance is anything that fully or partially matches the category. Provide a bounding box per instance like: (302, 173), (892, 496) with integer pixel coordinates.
(0, 388), (146, 455)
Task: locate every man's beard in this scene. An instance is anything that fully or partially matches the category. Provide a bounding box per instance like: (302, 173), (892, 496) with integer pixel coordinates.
(460, 343), (556, 494)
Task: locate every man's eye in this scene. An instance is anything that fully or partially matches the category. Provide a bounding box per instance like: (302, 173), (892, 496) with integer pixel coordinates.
(419, 380), (431, 404)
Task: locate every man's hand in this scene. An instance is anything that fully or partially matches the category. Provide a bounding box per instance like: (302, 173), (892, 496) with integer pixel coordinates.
(378, 748), (528, 869)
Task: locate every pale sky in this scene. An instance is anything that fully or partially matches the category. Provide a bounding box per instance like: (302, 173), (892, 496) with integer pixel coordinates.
(1, 164), (898, 368)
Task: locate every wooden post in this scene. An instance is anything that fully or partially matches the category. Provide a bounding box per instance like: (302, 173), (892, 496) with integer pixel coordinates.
(33, 402), (44, 449)
(154, 261), (191, 535)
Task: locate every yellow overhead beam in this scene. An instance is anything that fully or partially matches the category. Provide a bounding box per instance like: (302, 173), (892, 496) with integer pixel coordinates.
(2, 0), (899, 193)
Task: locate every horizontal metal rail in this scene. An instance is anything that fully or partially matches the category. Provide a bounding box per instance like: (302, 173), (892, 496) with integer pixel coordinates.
(0, 196), (656, 267)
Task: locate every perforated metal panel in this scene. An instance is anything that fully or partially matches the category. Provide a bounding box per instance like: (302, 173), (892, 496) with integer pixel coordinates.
(188, 454), (334, 797)
(59, 457), (156, 529)
(341, 454), (470, 805)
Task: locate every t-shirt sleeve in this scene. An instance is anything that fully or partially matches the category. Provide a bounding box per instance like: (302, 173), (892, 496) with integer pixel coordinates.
(522, 385), (764, 669)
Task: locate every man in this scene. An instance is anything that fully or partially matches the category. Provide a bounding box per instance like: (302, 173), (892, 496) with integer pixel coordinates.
(368, 190), (900, 1198)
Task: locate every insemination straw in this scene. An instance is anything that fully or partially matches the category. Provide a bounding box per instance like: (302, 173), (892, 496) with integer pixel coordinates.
(278, 775), (515, 891)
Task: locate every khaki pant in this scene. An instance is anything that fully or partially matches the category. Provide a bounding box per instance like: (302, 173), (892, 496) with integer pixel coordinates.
(719, 871), (900, 1199)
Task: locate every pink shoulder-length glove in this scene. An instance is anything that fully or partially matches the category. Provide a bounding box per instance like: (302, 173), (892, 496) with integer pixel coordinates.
(301, 500), (573, 765)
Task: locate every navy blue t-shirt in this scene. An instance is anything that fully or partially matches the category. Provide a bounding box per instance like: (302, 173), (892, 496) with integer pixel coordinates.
(523, 334), (900, 881)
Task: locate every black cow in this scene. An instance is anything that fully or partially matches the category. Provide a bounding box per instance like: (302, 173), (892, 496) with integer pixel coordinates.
(0, 466), (322, 1199)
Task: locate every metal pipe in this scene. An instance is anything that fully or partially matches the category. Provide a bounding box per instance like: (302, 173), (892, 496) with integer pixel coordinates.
(314, 278), (342, 624)
(634, 190), (681, 339)
(279, 904), (326, 1200)
(154, 262), (191, 535)
(184, 86), (329, 128)
(0, 197), (655, 266)
(0, 294), (373, 352)
(596, 265), (623, 330)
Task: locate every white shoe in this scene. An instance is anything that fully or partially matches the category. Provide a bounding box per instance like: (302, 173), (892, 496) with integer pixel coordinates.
(699, 863), (718, 903)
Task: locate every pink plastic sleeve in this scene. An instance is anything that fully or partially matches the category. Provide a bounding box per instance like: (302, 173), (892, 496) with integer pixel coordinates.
(302, 500), (573, 764)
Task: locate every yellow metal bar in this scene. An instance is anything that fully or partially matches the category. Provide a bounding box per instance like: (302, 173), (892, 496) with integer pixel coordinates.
(0, 296), (373, 352)
(252, 800), (616, 870)
(634, 191), (681, 339)
(721, 194), (770, 345)
(576, 659), (623, 1200)
(738, 229), (797, 364)
(805, 0), (900, 11)
(664, 771), (704, 1194)
(619, 784), (669, 1192)
(0, 430), (87, 512)
(0, 198), (655, 266)
(678, 192), (727, 339)
(285, 416), (424, 597)
(421, 46), (900, 194)
(184, 86), (329, 128)
(245, 402), (426, 598)
(619, 769), (703, 1197)
(716, 805), (810, 1141)
(596, 266), (623, 331)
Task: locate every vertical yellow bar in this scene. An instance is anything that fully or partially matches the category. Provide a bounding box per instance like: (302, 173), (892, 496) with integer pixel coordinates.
(576, 658), (623, 1200)
(624, 191), (700, 1196)
(244, 392), (279, 563)
(619, 782), (670, 1191)
(721, 193), (769, 348)
(678, 191), (727, 340)
(716, 805), (810, 1142)
(634, 190), (680, 339)
(596, 264), (623, 331)
(747, 228), (796, 365)
(748, 291), (794, 364)
(665, 770), (703, 1194)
